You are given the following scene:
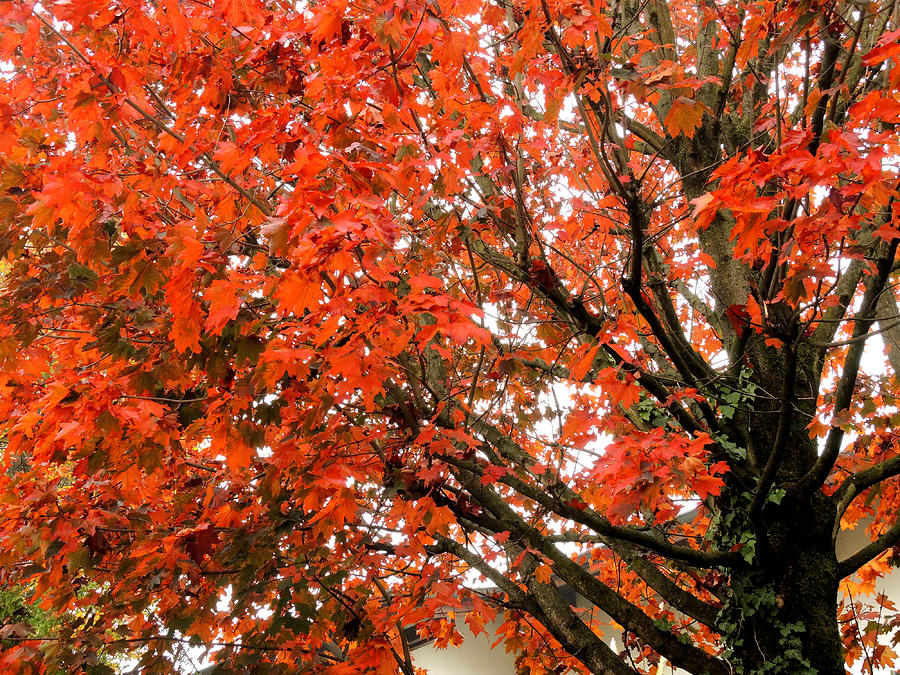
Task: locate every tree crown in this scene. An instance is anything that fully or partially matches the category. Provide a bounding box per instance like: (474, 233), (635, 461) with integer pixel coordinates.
(1, 0), (899, 672)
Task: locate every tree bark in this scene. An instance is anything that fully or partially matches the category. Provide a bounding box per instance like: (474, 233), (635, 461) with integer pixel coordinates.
(724, 492), (844, 675)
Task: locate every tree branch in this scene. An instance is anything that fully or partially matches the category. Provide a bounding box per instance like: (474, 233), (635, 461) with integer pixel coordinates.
(445, 462), (730, 675)
(877, 288), (900, 378)
(466, 235), (708, 437)
(748, 342), (798, 516)
(832, 453), (900, 521)
(617, 550), (721, 629)
(460, 415), (743, 568)
(798, 239), (900, 497)
(838, 517), (900, 579)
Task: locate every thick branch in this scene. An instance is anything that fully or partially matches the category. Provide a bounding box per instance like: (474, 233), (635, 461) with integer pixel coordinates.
(623, 117), (668, 154)
(748, 342), (798, 516)
(877, 288), (900, 378)
(838, 517), (900, 579)
(808, 35), (842, 155)
(618, 551), (721, 629)
(832, 453), (900, 520)
(534, 542), (729, 675)
(467, 235), (708, 436)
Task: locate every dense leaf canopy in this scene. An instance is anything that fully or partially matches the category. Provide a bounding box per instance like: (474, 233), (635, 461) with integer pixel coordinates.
(1, 0), (900, 672)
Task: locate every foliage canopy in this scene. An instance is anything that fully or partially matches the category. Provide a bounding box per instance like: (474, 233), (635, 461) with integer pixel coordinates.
(1, 0), (900, 672)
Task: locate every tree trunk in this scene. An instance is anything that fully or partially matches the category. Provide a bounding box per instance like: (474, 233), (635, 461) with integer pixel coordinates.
(725, 493), (844, 675)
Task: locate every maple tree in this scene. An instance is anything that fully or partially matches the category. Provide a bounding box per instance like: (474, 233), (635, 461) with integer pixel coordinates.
(1, 0), (900, 672)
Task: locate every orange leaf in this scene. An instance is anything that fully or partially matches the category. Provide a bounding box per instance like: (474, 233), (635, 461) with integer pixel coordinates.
(173, 302), (203, 353)
(664, 97), (706, 139)
(205, 280), (241, 334)
(274, 272), (323, 316)
(534, 565), (553, 584)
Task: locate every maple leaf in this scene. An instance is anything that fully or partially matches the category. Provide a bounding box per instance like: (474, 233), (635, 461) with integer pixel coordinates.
(172, 302), (204, 353)
(664, 97), (706, 139)
(273, 272), (323, 316)
(205, 279), (241, 334)
(534, 565), (553, 584)
(260, 216), (290, 254)
(424, 505), (455, 536)
(480, 464), (511, 485)
(160, 0), (191, 38)
(863, 29), (900, 66)
(180, 525), (220, 564)
(725, 303), (750, 333)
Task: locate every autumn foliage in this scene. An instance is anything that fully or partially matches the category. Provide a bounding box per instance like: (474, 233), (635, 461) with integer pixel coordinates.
(1, 0), (900, 672)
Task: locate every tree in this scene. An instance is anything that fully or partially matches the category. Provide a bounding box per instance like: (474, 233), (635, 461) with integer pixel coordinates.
(1, 0), (899, 672)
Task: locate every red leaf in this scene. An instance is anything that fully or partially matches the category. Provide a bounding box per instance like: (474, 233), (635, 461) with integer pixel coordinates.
(725, 303), (750, 333)
(181, 525), (219, 564)
(863, 29), (900, 65)
(481, 464), (511, 485)
(173, 302), (204, 353)
(108, 67), (127, 92)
